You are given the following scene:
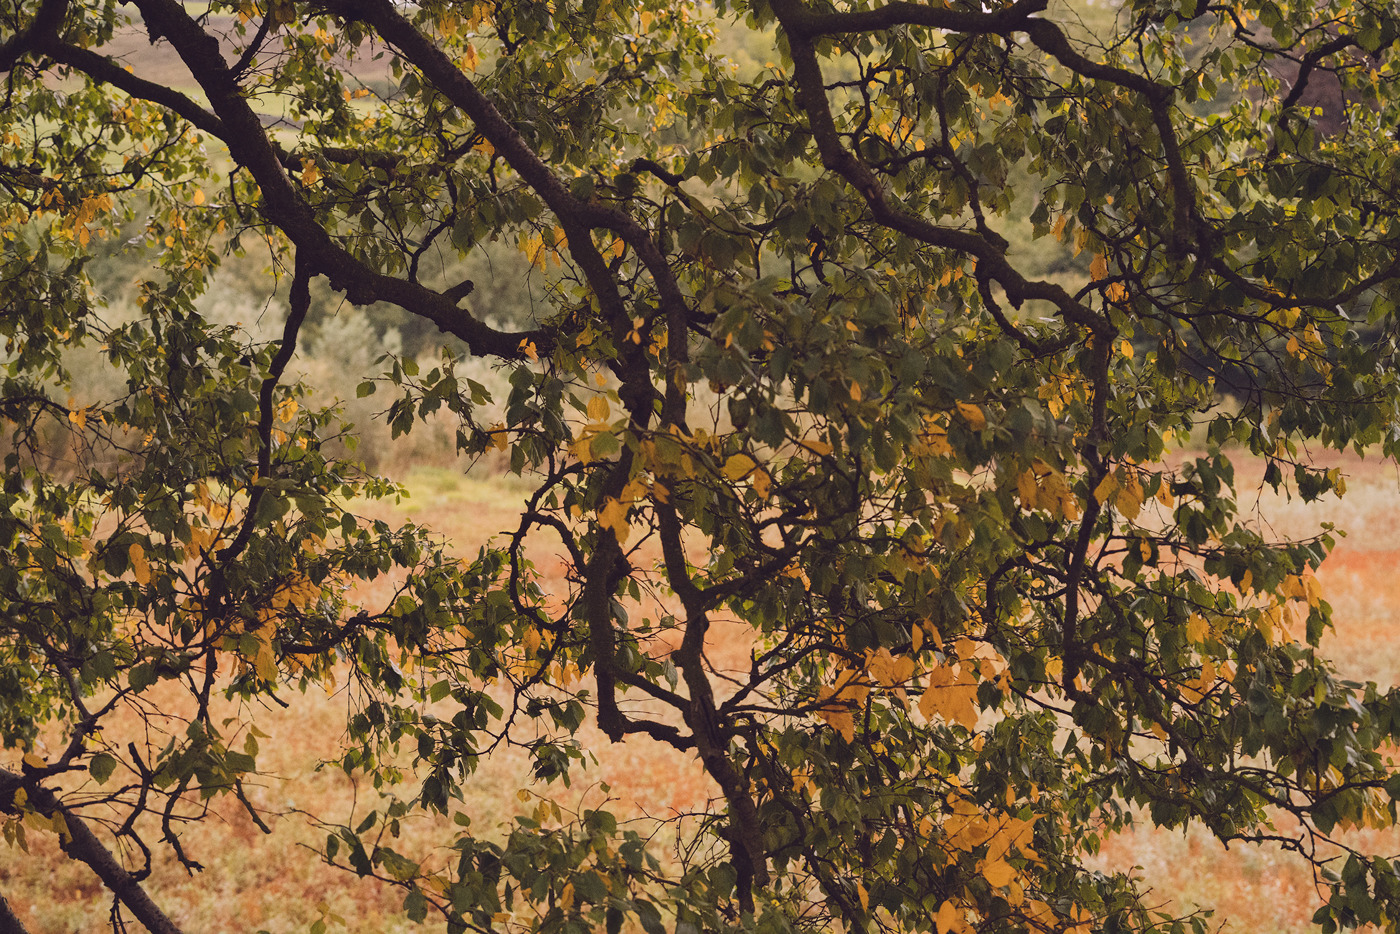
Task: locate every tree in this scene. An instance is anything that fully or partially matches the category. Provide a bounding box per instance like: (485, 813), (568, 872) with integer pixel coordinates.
(2, 0), (1400, 930)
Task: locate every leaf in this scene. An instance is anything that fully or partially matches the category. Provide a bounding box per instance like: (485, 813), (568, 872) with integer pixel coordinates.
(599, 498), (632, 546)
(934, 899), (969, 934)
(1113, 473), (1144, 521)
(1186, 613), (1210, 643)
(1090, 252), (1108, 281)
(815, 685), (857, 742)
(955, 402), (986, 430)
(1304, 572), (1323, 607)
(636, 900), (665, 934)
(88, 753), (117, 784)
(1016, 469), (1038, 508)
(981, 858), (1017, 888)
(403, 890), (428, 923)
(255, 636), (279, 681)
(751, 467), (772, 499)
(919, 663), (979, 728)
(129, 542), (151, 585)
(722, 453), (756, 481)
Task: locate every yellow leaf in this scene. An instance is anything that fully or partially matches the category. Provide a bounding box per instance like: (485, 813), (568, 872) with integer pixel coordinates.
(798, 438), (833, 456)
(1113, 473), (1143, 521)
(856, 881), (869, 911)
(1303, 572), (1323, 608)
(934, 900), (963, 934)
(1155, 480), (1174, 508)
(1257, 604), (1281, 645)
(1051, 214), (1068, 242)
(956, 402), (986, 430)
(867, 648), (915, 687)
(1016, 468), (1038, 508)
(751, 468), (772, 500)
(300, 158), (319, 187)
(487, 423), (509, 452)
(849, 380), (862, 402)
(921, 419), (953, 456)
(129, 543), (151, 585)
(191, 188), (205, 206)
(1090, 252), (1108, 281)
(253, 636), (277, 681)
(981, 858), (1017, 888)
(722, 453), (757, 481)
(919, 663), (979, 728)
(1186, 613), (1210, 643)
(586, 394), (610, 421)
(599, 498), (632, 546)
(814, 686), (856, 742)
(569, 432), (595, 463)
(1026, 900), (1057, 928)
(1119, 339), (1134, 359)
(1092, 474), (1118, 505)
(21, 752), (45, 770)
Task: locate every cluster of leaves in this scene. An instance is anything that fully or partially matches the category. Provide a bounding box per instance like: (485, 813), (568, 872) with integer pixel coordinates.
(5, 0), (1400, 931)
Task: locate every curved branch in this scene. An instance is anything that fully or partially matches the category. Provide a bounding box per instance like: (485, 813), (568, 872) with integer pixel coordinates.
(124, 0), (547, 361)
(0, 768), (184, 934)
(770, 0), (1112, 337)
(0, 0), (69, 73)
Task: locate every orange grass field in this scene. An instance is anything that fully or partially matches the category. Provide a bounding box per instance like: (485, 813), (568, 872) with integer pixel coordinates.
(6, 457), (1400, 932)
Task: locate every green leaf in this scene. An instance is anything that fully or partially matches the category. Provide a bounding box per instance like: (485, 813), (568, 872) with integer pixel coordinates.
(88, 753), (117, 785)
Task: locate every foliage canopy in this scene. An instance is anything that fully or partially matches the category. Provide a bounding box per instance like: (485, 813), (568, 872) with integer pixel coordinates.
(4, 0), (1400, 930)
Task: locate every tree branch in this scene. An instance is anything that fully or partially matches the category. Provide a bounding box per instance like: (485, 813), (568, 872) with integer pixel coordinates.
(0, 768), (184, 934)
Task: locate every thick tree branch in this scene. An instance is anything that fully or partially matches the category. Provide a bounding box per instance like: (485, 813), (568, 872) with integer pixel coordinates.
(0, 0), (68, 73)
(0, 768), (184, 934)
(125, 0), (547, 362)
(771, 0), (1112, 337)
(0, 891), (31, 934)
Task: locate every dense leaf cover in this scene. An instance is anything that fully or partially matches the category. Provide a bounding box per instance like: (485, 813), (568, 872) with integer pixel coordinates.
(3, 0), (1400, 930)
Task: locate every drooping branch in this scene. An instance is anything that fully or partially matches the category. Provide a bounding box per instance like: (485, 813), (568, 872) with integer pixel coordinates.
(0, 769), (184, 934)
(121, 0), (548, 362)
(314, 0), (698, 420)
(770, 0), (1113, 338)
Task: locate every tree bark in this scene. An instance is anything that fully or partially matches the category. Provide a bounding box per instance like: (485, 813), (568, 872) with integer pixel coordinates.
(0, 892), (32, 934)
